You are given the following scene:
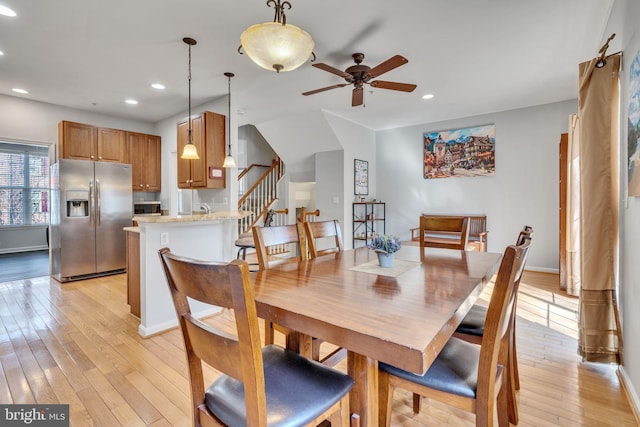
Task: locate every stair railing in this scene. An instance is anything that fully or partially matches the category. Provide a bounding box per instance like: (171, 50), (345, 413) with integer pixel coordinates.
(238, 157), (284, 234)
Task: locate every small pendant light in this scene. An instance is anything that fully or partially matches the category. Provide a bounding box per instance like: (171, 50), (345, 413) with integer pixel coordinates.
(181, 37), (199, 160)
(222, 72), (236, 168)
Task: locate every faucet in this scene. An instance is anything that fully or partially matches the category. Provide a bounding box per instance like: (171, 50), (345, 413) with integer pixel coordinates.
(200, 203), (211, 214)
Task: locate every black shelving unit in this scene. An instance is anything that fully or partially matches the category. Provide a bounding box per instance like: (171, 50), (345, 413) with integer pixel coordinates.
(352, 202), (385, 248)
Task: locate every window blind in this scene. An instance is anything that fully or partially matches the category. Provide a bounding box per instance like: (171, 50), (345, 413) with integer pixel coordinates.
(0, 142), (50, 226)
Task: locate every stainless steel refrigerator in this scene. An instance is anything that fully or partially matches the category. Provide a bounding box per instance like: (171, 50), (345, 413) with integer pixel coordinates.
(50, 159), (132, 282)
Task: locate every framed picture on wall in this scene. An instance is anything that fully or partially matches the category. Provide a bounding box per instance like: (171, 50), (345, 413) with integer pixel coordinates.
(354, 159), (369, 195)
(423, 123), (495, 179)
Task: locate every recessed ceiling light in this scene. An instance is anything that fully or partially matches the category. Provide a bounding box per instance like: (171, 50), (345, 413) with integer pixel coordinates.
(12, 88), (28, 94)
(0, 51), (4, 56)
(151, 83), (165, 90)
(0, 5), (16, 17)
(125, 99), (138, 105)
(422, 94), (434, 100)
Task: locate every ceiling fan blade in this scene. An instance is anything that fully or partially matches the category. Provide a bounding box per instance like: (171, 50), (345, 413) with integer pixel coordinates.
(366, 55), (409, 78)
(352, 87), (364, 107)
(370, 80), (417, 92)
(312, 63), (352, 79)
(302, 83), (349, 96)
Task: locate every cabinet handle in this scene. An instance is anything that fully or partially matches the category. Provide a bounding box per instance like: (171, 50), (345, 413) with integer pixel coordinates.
(90, 155), (95, 159)
(146, 184), (149, 188)
(139, 184), (144, 188)
(98, 156), (103, 160)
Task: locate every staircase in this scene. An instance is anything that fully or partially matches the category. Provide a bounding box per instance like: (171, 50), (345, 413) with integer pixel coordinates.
(237, 157), (285, 234)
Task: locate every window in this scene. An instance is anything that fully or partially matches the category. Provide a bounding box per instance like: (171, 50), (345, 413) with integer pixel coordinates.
(0, 142), (50, 226)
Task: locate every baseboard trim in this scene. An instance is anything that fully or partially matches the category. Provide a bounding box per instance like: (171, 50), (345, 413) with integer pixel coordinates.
(525, 266), (560, 274)
(137, 306), (221, 338)
(618, 365), (640, 425)
(0, 246), (48, 255)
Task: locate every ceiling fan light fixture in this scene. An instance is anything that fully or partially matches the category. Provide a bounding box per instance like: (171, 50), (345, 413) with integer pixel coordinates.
(239, 0), (314, 73)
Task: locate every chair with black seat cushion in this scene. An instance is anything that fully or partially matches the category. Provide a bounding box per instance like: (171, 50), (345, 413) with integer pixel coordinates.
(159, 248), (353, 427)
(452, 226), (533, 424)
(419, 215), (471, 250)
(378, 237), (531, 427)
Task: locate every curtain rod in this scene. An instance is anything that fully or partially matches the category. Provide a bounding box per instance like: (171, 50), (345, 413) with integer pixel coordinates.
(595, 33), (619, 68)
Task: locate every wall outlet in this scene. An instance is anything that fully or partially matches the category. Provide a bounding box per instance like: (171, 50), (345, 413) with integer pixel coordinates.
(332, 196), (339, 204)
(160, 232), (169, 245)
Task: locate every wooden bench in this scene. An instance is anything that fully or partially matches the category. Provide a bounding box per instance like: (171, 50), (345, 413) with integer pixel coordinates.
(411, 214), (488, 251)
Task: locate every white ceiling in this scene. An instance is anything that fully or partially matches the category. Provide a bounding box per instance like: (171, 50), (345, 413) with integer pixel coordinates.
(0, 0), (614, 131)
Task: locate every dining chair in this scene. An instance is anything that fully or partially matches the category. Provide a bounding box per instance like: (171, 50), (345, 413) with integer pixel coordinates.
(234, 209), (276, 261)
(158, 248), (354, 427)
(452, 225), (533, 424)
(419, 215), (471, 250)
(378, 237), (531, 427)
(304, 219), (344, 258)
(303, 219), (347, 366)
(253, 223), (308, 347)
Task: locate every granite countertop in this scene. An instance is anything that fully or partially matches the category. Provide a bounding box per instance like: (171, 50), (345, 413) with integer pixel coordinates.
(133, 210), (253, 224)
(123, 226), (140, 233)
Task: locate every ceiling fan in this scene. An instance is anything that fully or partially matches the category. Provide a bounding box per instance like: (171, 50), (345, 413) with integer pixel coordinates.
(302, 53), (417, 107)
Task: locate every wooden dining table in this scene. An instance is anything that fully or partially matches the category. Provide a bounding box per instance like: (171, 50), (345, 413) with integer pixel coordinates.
(252, 245), (502, 426)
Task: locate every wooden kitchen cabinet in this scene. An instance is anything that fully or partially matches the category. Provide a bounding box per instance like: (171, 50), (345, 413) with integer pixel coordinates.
(177, 111), (226, 189)
(59, 121), (127, 163)
(127, 132), (161, 192)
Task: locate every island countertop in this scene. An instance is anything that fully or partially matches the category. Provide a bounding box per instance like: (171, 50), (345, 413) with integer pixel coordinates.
(133, 210), (252, 224)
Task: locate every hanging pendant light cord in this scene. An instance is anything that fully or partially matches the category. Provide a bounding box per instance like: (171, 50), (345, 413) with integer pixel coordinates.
(187, 42), (193, 144)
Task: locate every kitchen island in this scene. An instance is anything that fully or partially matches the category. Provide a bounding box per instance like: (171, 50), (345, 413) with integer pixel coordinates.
(132, 211), (252, 337)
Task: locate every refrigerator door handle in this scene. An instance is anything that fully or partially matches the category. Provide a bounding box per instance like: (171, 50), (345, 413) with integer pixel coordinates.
(89, 180), (94, 227)
(96, 179), (101, 226)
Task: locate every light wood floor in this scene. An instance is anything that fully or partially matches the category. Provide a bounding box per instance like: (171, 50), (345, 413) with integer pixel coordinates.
(0, 271), (637, 426)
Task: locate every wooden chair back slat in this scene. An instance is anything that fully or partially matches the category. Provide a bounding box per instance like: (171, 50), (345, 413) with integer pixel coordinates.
(304, 220), (344, 258)
(253, 223), (307, 270)
(419, 215), (470, 250)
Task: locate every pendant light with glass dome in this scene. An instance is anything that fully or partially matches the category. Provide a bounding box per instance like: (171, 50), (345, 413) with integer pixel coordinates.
(222, 72), (236, 168)
(180, 37), (199, 160)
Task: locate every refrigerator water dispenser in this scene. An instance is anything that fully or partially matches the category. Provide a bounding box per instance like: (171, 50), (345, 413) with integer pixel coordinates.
(66, 190), (89, 217)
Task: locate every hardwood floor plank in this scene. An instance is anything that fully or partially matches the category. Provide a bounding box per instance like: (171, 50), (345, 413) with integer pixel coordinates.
(104, 369), (163, 425)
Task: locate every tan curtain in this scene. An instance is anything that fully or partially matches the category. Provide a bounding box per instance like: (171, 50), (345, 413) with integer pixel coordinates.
(565, 114), (581, 296)
(577, 54), (623, 363)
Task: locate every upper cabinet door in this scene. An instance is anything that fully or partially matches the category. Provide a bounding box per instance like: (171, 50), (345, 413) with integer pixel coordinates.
(127, 132), (146, 191)
(59, 121), (97, 160)
(145, 135), (162, 191)
(59, 121), (127, 163)
(128, 132), (162, 192)
(97, 128), (127, 163)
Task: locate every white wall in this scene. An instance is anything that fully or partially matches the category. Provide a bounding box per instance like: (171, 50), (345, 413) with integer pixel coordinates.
(315, 150), (344, 225)
(376, 100), (577, 271)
